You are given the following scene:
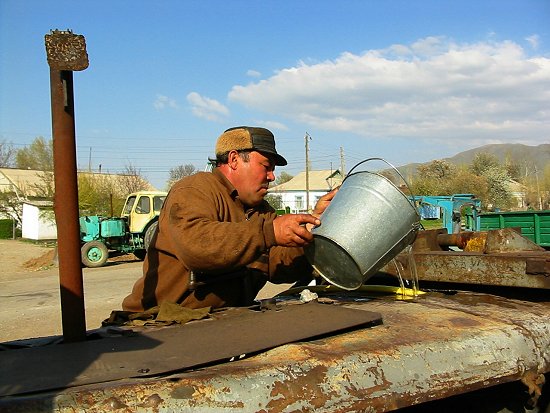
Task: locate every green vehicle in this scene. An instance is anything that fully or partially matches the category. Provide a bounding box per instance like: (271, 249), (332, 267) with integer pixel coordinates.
(479, 209), (550, 249)
(79, 191), (167, 267)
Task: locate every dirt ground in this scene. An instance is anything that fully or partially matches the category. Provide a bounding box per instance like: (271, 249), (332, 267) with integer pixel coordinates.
(1, 239), (55, 274)
(0, 239), (145, 342)
(3, 240), (136, 272)
(0, 239), (287, 343)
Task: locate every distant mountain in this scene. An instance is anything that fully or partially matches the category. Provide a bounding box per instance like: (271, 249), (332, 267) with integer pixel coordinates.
(395, 143), (550, 179)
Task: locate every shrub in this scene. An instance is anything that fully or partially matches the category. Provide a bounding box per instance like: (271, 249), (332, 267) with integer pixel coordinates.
(0, 219), (17, 239)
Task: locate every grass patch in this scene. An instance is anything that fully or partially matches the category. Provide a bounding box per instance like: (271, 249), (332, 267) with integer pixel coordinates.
(421, 219), (443, 230)
(18, 238), (57, 248)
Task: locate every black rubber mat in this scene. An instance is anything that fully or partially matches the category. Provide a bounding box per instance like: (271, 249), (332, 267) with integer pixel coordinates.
(0, 302), (382, 396)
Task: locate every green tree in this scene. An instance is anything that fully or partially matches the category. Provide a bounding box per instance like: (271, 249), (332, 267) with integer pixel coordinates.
(78, 173), (125, 216)
(0, 140), (16, 167)
(523, 165), (547, 210)
(0, 190), (24, 225)
(16, 137), (53, 171)
(470, 152), (500, 176)
(264, 172), (293, 211)
(411, 160), (457, 196)
(446, 167), (488, 200)
(275, 171), (293, 185)
(469, 154), (512, 210)
(483, 166), (513, 210)
(417, 159), (455, 180)
(544, 165), (550, 209)
(30, 171), (55, 198)
(410, 175), (440, 196)
(265, 194), (283, 210)
(504, 156), (521, 181)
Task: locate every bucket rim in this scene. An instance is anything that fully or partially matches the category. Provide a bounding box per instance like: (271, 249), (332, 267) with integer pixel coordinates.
(343, 170), (420, 217)
(345, 157), (418, 210)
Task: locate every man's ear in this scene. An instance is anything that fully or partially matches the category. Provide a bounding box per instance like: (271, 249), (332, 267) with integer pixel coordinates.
(227, 150), (240, 170)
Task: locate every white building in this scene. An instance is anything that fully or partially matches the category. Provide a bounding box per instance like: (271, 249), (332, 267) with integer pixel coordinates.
(22, 201), (57, 240)
(269, 169), (343, 213)
(0, 167), (157, 240)
(507, 179), (527, 210)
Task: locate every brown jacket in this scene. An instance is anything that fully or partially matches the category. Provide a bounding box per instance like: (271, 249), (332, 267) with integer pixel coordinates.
(122, 168), (312, 311)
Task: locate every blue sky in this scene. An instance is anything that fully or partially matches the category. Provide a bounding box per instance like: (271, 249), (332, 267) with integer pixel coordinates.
(1, 0), (549, 189)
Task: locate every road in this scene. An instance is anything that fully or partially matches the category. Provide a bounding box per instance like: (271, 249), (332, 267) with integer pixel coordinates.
(0, 239), (287, 343)
(0, 239), (144, 342)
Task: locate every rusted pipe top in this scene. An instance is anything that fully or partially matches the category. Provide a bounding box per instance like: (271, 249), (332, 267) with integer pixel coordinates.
(45, 29), (88, 71)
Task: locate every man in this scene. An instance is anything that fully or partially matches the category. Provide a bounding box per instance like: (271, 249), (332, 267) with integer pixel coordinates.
(122, 126), (336, 311)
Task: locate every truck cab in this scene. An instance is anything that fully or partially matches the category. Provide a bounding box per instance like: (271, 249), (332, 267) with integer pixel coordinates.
(121, 191), (167, 234)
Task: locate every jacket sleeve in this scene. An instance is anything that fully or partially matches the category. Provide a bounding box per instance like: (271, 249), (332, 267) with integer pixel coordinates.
(267, 245), (314, 284)
(164, 184), (277, 273)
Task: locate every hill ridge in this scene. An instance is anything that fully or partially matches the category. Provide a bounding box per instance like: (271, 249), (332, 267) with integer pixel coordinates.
(397, 143), (550, 178)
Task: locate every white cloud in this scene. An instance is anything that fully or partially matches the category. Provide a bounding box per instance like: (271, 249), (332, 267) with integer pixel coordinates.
(186, 92), (230, 122)
(247, 69), (261, 78)
(526, 34), (540, 50)
(253, 120), (288, 131)
(228, 37), (550, 146)
(153, 94), (179, 110)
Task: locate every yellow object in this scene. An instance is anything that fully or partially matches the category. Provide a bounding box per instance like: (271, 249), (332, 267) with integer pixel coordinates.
(121, 191), (167, 234)
(279, 284), (425, 299)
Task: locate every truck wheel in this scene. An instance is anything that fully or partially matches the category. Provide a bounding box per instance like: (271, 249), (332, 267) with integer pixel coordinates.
(133, 249), (146, 260)
(81, 241), (109, 268)
(144, 221), (158, 251)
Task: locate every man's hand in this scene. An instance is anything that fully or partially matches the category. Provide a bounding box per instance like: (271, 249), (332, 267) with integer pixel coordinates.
(311, 186), (339, 218)
(273, 214), (321, 247)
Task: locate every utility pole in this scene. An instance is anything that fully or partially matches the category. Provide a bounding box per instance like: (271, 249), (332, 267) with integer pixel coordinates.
(534, 165), (542, 210)
(88, 146), (92, 172)
(340, 146), (346, 176)
(305, 133), (311, 212)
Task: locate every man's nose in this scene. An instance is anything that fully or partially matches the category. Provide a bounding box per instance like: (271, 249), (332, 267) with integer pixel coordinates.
(267, 171), (275, 182)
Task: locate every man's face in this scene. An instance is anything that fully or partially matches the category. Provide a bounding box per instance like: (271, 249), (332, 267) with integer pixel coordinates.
(234, 151), (276, 207)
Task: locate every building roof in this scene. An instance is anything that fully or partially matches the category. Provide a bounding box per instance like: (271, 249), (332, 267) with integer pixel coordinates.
(507, 179), (527, 193)
(269, 169), (343, 192)
(77, 171), (158, 192)
(0, 168), (157, 198)
(23, 200), (54, 208)
(0, 168), (50, 197)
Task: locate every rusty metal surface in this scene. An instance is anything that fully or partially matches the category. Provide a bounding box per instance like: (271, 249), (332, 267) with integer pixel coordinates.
(414, 228), (544, 254)
(436, 231), (477, 250)
(394, 229), (550, 289)
(0, 302), (381, 397)
(405, 251), (550, 289)
(46, 31), (88, 342)
(1, 292), (549, 412)
(484, 227), (546, 253)
(45, 30), (89, 71)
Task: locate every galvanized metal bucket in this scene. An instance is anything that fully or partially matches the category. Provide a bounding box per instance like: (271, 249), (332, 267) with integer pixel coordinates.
(305, 158), (420, 290)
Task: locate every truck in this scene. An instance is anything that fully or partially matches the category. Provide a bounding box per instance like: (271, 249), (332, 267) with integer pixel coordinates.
(79, 190), (167, 267)
(413, 194), (550, 249)
(412, 194), (482, 233)
(479, 209), (550, 248)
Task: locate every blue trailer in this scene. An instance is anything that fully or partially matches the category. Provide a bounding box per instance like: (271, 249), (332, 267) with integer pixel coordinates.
(411, 194), (482, 233)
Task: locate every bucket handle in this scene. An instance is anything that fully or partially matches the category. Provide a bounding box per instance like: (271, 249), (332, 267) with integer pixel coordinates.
(345, 157), (417, 206)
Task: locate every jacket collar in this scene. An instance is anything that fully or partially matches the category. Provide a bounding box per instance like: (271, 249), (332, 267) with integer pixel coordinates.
(212, 167), (238, 199)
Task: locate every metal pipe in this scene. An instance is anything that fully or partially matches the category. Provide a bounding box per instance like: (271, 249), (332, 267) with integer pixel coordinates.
(45, 30), (89, 342)
(437, 232), (476, 249)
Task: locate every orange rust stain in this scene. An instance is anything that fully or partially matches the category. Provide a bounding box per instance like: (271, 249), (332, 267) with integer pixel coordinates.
(267, 365), (334, 411)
